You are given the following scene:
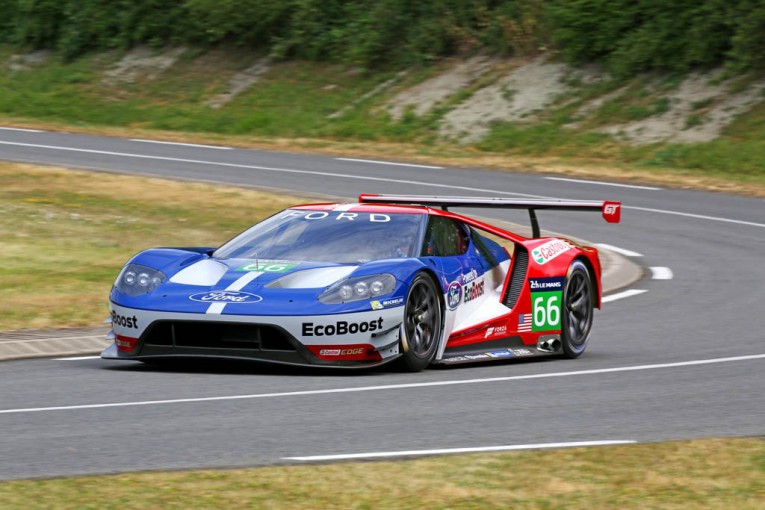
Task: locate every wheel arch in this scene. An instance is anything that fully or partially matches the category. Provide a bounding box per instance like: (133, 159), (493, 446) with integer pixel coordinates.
(415, 267), (448, 356)
(574, 255), (600, 309)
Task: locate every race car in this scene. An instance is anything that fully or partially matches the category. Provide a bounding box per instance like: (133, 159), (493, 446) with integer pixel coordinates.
(101, 194), (621, 371)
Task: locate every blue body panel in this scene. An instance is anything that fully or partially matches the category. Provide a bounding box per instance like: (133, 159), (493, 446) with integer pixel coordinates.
(111, 249), (433, 316)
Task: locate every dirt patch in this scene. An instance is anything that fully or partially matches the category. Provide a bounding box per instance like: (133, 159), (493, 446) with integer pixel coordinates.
(6, 51), (52, 72)
(439, 56), (594, 142)
(205, 57), (272, 109)
(599, 72), (765, 144)
(102, 47), (186, 84)
(386, 56), (496, 119)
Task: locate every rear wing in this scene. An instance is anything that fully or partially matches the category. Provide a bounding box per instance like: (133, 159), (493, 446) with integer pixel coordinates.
(358, 194), (621, 238)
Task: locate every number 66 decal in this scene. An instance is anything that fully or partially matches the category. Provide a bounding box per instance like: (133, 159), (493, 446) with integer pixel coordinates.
(529, 277), (565, 331)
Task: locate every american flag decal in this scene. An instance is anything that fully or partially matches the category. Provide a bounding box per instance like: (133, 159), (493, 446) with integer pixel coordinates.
(518, 313), (532, 332)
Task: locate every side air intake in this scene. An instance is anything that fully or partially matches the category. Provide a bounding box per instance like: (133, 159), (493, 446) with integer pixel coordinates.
(503, 247), (528, 309)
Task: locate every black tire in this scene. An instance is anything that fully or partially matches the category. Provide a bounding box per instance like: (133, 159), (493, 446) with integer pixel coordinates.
(561, 260), (594, 358)
(396, 274), (443, 372)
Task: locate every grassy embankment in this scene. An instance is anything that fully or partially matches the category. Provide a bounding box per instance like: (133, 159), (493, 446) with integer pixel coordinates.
(0, 438), (762, 509)
(1, 46), (765, 195)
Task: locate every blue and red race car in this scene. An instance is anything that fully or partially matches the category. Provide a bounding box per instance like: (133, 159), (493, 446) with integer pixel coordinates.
(102, 194), (621, 371)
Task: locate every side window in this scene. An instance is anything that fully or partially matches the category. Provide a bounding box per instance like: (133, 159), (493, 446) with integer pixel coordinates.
(421, 216), (469, 257)
(470, 226), (514, 267)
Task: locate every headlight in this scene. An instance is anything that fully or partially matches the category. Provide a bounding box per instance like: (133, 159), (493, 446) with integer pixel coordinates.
(319, 274), (396, 304)
(115, 264), (166, 296)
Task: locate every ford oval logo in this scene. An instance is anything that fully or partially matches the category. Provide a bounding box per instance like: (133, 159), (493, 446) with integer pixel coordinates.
(446, 281), (462, 310)
(189, 291), (262, 304)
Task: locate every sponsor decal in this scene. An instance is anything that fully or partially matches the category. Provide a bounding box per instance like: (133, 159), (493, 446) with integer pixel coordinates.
(530, 277), (564, 332)
(236, 260), (298, 273)
(461, 268), (479, 284)
(319, 348), (365, 356)
(463, 278), (485, 304)
(111, 311), (138, 329)
(441, 354), (492, 363)
(189, 291), (262, 304)
(511, 348), (533, 356)
(371, 297), (405, 310)
(529, 277), (564, 291)
(531, 239), (573, 265)
(302, 317), (383, 337)
(484, 325), (508, 338)
(463, 354), (491, 360)
(487, 350), (514, 358)
(518, 313), (532, 333)
(114, 334), (138, 352)
(446, 281), (462, 310)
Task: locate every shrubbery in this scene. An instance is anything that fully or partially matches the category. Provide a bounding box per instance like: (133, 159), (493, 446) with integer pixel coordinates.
(1, 0), (763, 73)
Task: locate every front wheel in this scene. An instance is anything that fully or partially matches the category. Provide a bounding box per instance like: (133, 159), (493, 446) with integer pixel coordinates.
(396, 274), (443, 372)
(561, 260), (594, 358)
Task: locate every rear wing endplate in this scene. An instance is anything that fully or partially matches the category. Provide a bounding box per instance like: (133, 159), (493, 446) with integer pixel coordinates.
(358, 194), (621, 238)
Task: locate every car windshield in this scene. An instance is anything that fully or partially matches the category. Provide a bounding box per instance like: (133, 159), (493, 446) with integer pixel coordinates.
(214, 209), (426, 264)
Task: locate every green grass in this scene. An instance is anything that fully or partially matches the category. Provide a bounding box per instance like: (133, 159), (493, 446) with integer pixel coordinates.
(0, 162), (301, 330)
(0, 438), (762, 509)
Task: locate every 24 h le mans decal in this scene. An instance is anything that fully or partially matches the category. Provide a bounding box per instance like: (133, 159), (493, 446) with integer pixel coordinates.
(529, 277), (564, 331)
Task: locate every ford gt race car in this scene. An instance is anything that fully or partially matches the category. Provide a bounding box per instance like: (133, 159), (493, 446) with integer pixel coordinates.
(102, 194), (621, 371)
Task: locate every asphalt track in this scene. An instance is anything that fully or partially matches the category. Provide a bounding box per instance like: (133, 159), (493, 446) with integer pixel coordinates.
(0, 128), (763, 480)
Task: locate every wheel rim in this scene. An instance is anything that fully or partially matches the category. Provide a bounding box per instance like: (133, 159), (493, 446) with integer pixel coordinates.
(404, 279), (440, 357)
(565, 270), (592, 346)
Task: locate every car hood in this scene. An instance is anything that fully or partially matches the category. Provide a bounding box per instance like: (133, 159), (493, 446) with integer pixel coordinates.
(111, 248), (414, 315)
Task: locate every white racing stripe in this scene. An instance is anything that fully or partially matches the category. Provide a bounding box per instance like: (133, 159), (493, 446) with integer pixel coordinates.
(650, 267), (673, 280)
(602, 289), (648, 303)
(206, 271), (264, 314)
(545, 177), (661, 190)
(130, 139), (232, 150)
(284, 440), (637, 461)
(2, 354), (763, 415)
(336, 157), (443, 169)
(595, 243), (643, 257)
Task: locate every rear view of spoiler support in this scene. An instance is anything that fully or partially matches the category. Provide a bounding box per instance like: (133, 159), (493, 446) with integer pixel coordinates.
(358, 194), (621, 238)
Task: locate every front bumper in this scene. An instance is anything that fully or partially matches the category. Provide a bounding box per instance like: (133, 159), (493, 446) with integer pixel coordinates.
(102, 303), (403, 368)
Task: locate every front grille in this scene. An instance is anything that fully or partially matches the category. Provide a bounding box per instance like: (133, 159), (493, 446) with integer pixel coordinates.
(142, 321), (296, 351)
(503, 247), (528, 309)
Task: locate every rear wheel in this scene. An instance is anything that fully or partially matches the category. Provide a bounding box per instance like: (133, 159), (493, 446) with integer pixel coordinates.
(396, 274), (442, 372)
(561, 260), (594, 358)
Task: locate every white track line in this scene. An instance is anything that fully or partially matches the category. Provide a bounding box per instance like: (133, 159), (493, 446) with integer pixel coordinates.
(53, 356), (101, 361)
(2, 140), (763, 229)
(130, 139), (232, 150)
(2, 354), (763, 415)
(336, 157), (443, 169)
(0, 335), (104, 345)
(545, 177), (660, 190)
(602, 289), (648, 303)
(627, 205), (765, 229)
(595, 243), (643, 257)
(0, 127), (44, 133)
(650, 267), (673, 280)
(284, 440), (637, 461)
(0, 141), (537, 198)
